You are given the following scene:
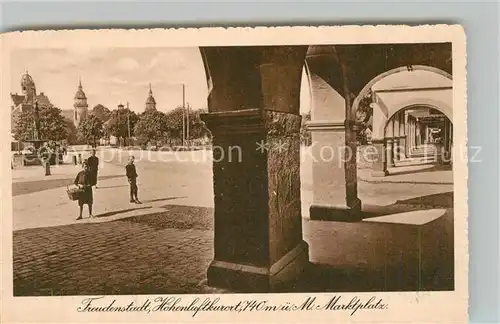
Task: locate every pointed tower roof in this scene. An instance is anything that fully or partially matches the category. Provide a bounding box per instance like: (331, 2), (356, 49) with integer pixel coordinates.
(145, 83), (156, 105)
(74, 77), (87, 100)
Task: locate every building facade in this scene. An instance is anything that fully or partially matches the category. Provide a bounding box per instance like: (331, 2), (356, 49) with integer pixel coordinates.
(11, 72), (52, 123)
(10, 72), (54, 146)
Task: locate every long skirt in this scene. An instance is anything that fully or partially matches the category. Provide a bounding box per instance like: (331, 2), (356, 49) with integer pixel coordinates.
(78, 186), (93, 206)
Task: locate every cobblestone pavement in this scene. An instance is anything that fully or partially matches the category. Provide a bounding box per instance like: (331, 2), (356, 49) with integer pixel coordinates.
(13, 205), (454, 295)
(13, 206), (216, 296)
(12, 147), (454, 295)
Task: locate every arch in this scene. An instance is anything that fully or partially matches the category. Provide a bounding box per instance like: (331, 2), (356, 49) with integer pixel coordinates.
(198, 48), (213, 102)
(351, 65), (453, 120)
(380, 102), (453, 138)
(303, 60), (314, 115)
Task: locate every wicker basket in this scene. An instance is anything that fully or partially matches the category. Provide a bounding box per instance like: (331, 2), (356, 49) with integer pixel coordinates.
(66, 185), (83, 201)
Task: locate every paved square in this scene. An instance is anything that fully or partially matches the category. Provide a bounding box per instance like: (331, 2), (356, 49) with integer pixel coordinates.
(12, 148), (454, 295)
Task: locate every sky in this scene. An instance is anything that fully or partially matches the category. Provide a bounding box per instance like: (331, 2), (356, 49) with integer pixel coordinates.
(10, 47), (451, 116)
(10, 47), (311, 114)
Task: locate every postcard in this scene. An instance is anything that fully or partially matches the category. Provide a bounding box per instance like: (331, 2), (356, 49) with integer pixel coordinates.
(1, 25), (467, 323)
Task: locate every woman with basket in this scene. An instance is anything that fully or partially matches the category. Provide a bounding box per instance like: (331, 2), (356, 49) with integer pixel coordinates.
(72, 160), (94, 220)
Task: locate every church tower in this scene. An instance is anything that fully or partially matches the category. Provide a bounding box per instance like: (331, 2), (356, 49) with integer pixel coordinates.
(73, 78), (89, 127)
(144, 83), (157, 111)
(20, 71), (36, 104)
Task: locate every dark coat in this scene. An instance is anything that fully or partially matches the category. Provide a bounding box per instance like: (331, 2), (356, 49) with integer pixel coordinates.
(87, 156), (99, 185)
(126, 163), (137, 179)
(87, 156), (99, 171)
(74, 170), (93, 206)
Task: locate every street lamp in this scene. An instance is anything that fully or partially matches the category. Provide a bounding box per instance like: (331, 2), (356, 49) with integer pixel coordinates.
(127, 101), (132, 147)
(33, 100), (51, 176)
(164, 83), (189, 147)
(33, 100), (40, 141)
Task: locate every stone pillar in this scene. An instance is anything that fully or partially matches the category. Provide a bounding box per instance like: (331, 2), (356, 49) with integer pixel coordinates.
(202, 110), (308, 292)
(439, 120), (447, 164)
(371, 139), (388, 177)
(418, 122), (423, 146)
(393, 112), (401, 162)
(407, 117), (412, 155)
(386, 118), (395, 167)
(415, 120), (420, 147)
(399, 111), (406, 159)
(306, 46), (361, 222)
(442, 119), (452, 165)
(200, 46), (309, 292)
(385, 142), (393, 171)
(411, 116), (416, 152)
(449, 121), (453, 166)
(405, 113), (410, 157)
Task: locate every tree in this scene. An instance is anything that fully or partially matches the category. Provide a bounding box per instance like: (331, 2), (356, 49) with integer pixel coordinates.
(134, 110), (168, 146)
(105, 108), (139, 145)
(164, 106), (210, 144)
(92, 104), (111, 123)
(188, 108), (210, 139)
(356, 90), (373, 124)
(300, 112), (311, 146)
(355, 90), (374, 144)
(13, 105), (69, 142)
(164, 106), (183, 140)
(78, 114), (104, 147)
(63, 118), (79, 145)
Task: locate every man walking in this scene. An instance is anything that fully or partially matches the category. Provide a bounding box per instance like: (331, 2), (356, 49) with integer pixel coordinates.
(126, 156), (141, 204)
(87, 149), (99, 188)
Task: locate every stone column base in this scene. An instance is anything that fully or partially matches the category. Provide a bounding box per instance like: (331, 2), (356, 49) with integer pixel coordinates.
(207, 240), (309, 293)
(371, 170), (389, 177)
(310, 200), (362, 222)
(442, 150), (452, 165)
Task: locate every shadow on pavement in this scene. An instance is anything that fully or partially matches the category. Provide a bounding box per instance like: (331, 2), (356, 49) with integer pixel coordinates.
(12, 175), (123, 196)
(12, 202), (454, 296)
(388, 163), (452, 177)
(140, 196), (188, 203)
(96, 184), (128, 189)
(113, 204), (213, 230)
(279, 261), (454, 293)
(312, 192), (453, 222)
(95, 206), (153, 218)
(395, 191), (453, 208)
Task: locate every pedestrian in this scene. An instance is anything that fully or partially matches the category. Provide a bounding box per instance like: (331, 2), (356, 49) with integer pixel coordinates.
(87, 149), (99, 188)
(126, 155), (141, 204)
(74, 160), (94, 220)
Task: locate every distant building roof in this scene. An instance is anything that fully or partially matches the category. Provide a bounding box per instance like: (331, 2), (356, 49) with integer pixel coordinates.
(61, 109), (74, 121)
(11, 94), (25, 107)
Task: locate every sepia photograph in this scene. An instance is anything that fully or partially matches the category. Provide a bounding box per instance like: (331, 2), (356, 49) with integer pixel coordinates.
(1, 26), (467, 323)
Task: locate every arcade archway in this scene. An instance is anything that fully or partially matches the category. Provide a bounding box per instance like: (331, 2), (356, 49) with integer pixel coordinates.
(198, 43), (453, 292)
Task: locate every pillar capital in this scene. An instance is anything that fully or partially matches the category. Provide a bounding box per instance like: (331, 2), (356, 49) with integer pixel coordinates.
(201, 108), (301, 137)
(305, 120), (355, 132)
(371, 138), (385, 144)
